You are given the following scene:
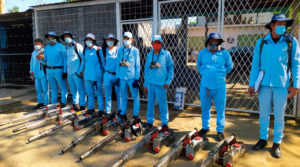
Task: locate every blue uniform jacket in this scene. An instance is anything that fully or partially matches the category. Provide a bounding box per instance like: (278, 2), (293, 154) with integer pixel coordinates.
(197, 48), (233, 89)
(249, 33), (300, 89)
(116, 46), (140, 80)
(144, 49), (174, 88)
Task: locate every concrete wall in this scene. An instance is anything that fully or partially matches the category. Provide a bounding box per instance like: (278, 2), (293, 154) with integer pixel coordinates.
(33, 3), (116, 46)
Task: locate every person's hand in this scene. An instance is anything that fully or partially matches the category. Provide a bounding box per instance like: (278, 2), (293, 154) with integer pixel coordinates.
(288, 88), (299, 98)
(144, 87), (148, 95)
(36, 52), (44, 60)
(248, 87), (254, 96)
(163, 84), (169, 89)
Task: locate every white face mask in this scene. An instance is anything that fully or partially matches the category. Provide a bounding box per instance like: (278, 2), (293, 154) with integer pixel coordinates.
(86, 40), (93, 48)
(123, 40), (131, 47)
(48, 37), (56, 43)
(34, 45), (42, 50)
(64, 37), (72, 44)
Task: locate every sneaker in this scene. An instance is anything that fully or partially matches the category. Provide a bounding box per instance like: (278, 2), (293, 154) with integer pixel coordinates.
(216, 132), (224, 141)
(252, 139), (267, 151)
(198, 129), (210, 136)
(271, 143), (281, 158)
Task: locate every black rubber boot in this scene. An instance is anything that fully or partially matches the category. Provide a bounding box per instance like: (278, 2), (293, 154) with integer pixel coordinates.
(133, 116), (140, 121)
(198, 129), (210, 137)
(120, 114), (127, 122)
(161, 124), (169, 132)
(73, 104), (79, 111)
(33, 103), (44, 110)
(216, 132), (224, 141)
(86, 109), (95, 117)
(252, 139), (267, 150)
(80, 106), (86, 111)
(98, 110), (104, 119)
(271, 143), (281, 158)
(145, 123), (153, 133)
(61, 103), (66, 108)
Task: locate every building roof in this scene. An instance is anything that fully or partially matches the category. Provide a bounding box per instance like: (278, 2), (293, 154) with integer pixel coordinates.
(0, 9), (33, 23)
(32, 0), (139, 11)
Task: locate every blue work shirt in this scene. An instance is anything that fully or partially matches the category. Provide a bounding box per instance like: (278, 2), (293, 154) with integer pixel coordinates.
(83, 45), (105, 81)
(197, 48), (233, 89)
(66, 42), (84, 75)
(43, 42), (67, 73)
(144, 49), (174, 88)
(116, 46), (140, 80)
(30, 49), (46, 78)
(249, 33), (300, 89)
(105, 47), (118, 73)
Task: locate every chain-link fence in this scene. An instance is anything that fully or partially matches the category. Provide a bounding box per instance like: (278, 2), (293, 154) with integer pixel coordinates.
(23, 0), (300, 117)
(0, 11), (33, 85)
(158, 0), (300, 117)
(121, 21), (153, 98)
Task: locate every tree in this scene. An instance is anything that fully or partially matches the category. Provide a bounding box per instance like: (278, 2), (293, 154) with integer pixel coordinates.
(8, 5), (19, 13)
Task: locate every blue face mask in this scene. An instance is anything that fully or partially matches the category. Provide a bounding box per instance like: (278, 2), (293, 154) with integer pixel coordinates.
(85, 40), (93, 48)
(275, 25), (286, 36)
(107, 41), (114, 47)
(64, 37), (72, 44)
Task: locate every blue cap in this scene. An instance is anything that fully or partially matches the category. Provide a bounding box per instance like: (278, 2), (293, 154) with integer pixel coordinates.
(205, 32), (224, 43)
(45, 31), (58, 38)
(152, 35), (163, 43)
(60, 30), (75, 41)
(265, 13), (294, 29)
(84, 33), (96, 41)
(123, 32), (133, 39)
(104, 33), (118, 40)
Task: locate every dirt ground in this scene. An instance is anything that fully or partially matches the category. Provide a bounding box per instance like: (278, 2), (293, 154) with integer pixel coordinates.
(0, 86), (299, 167)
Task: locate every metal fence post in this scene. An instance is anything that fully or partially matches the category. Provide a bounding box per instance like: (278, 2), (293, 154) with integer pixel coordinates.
(296, 22), (300, 123)
(116, 2), (121, 47)
(153, 0), (158, 35)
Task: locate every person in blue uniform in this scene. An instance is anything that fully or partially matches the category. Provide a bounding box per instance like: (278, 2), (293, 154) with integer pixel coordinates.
(37, 32), (68, 107)
(82, 33), (105, 117)
(248, 14), (300, 158)
(30, 38), (49, 109)
(61, 31), (86, 111)
(116, 32), (140, 121)
(144, 35), (174, 130)
(102, 34), (121, 115)
(197, 32), (233, 141)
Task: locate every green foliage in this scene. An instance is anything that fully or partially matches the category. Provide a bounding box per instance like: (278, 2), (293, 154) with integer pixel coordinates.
(8, 6), (19, 13)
